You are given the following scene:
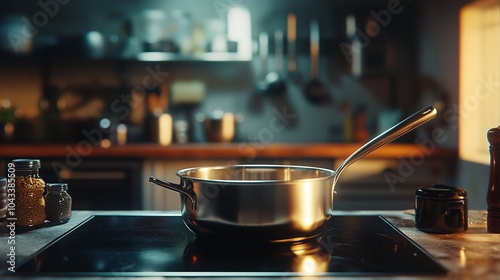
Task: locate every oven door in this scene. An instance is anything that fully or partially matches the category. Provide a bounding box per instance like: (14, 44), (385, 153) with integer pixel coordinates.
(39, 158), (142, 210)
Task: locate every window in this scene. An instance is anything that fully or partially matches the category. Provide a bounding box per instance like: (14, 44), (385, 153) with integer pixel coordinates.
(459, 0), (500, 164)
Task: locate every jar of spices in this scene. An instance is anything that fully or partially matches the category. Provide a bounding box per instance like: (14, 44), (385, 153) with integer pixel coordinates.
(1, 177), (7, 220)
(44, 183), (72, 223)
(12, 159), (46, 227)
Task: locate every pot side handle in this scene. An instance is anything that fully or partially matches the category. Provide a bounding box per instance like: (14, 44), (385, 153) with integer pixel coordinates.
(149, 176), (197, 210)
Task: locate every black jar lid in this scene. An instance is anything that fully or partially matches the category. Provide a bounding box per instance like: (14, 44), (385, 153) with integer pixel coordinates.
(46, 183), (68, 191)
(416, 184), (467, 200)
(12, 159), (41, 170)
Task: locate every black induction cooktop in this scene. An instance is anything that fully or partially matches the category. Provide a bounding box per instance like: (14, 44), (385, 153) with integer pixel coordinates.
(16, 215), (448, 277)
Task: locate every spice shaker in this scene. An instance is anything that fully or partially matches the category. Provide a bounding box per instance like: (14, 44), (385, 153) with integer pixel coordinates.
(12, 159), (46, 227)
(44, 183), (72, 223)
(487, 125), (500, 233)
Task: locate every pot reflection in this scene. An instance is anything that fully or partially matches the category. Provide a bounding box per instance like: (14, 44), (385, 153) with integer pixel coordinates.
(289, 241), (331, 274)
(182, 237), (331, 273)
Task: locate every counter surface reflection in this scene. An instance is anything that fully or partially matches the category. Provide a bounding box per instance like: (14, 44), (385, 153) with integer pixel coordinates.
(15, 214), (447, 277)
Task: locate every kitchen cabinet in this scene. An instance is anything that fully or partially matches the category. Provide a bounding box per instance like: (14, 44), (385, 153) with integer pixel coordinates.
(41, 158), (143, 210)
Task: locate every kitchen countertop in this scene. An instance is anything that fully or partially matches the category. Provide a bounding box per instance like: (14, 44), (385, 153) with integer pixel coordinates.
(0, 210), (498, 279)
(0, 143), (457, 159)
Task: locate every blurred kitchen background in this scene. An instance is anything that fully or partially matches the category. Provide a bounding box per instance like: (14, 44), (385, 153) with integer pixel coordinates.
(0, 0), (498, 212)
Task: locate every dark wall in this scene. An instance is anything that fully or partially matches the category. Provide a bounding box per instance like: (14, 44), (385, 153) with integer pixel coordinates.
(0, 0), (426, 144)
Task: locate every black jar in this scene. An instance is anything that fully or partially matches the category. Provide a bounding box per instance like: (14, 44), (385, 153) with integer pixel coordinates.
(45, 183), (72, 223)
(415, 184), (468, 233)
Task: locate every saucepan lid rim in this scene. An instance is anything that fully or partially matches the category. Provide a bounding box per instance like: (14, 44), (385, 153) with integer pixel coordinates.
(175, 164), (335, 184)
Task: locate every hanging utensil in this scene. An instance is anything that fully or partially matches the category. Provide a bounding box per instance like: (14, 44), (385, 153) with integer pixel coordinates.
(264, 29), (286, 95)
(287, 13), (301, 83)
(256, 30), (286, 96)
(304, 18), (330, 104)
(256, 32), (269, 94)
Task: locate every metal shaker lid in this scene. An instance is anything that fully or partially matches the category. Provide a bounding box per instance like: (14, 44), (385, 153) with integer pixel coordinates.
(11, 159), (41, 170)
(46, 183), (68, 192)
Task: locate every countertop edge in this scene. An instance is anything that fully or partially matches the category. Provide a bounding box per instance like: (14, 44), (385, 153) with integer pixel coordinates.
(0, 143), (457, 159)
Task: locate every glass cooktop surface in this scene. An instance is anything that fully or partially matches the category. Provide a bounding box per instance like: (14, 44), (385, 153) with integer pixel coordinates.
(16, 215), (448, 277)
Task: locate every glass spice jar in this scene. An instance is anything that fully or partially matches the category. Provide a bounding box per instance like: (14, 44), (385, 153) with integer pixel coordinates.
(44, 183), (72, 223)
(12, 159), (46, 227)
(1, 177), (6, 220)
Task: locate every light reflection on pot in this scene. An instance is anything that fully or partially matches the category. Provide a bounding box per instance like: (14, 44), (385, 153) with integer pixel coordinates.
(290, 241), (331, 274)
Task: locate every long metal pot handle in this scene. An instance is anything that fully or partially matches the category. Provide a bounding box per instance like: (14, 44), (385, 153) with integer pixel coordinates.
(149, 176), (198, 210)
(333, 106), (437, 184)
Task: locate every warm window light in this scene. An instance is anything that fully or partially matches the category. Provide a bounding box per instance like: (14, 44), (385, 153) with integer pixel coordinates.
(459, 0), (500, 164)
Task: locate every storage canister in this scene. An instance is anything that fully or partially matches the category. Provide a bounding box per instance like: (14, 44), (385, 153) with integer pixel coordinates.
(415, 184), (468, 233)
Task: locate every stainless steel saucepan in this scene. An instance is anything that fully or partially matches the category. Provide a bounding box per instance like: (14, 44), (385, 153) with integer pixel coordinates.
(150, 106), (437, 242)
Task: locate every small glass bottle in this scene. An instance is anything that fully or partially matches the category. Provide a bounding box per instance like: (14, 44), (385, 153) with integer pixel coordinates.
(45, 183), (72, 223)
(12, 159), (46, 227)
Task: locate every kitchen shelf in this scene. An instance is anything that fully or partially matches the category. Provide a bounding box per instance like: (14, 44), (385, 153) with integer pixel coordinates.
(135, 52), (251, 62)
(0, 143), (457, 160)
(0, 51), (252, 63)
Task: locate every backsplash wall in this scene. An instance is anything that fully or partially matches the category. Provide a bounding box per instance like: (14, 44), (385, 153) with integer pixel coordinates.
(0, 0), (437, 144)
